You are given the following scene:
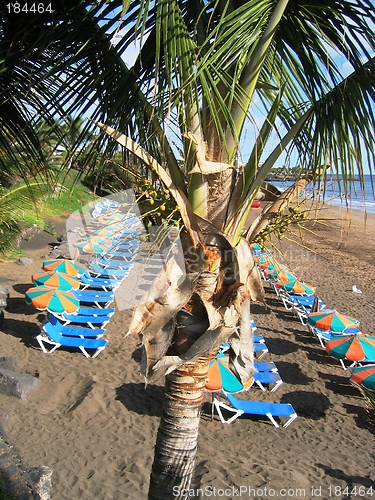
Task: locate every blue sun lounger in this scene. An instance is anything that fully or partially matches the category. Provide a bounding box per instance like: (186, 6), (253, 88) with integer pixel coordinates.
(48, 310), (113, 329)
(44, 314), (107, 337)
(80, 272), (121, 291)
(212, 393), (297, 428)
(37, 322), (108, 358)
(95, 255), (135, 269)
(279, 292), (326, 324)
(254, 341), (269, 359)
(89, 262), (132, 279)
(105, 251), (136, 261)
(110, 237), (140, 248)
(252, 371), (283, 392)
(254, 361), (278, 372)
(76, 306), (115, 317)
(73, 289), (115, 308)
(253, 334), (265, 343)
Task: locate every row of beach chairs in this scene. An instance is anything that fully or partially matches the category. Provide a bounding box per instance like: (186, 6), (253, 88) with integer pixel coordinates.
(252, 244), (371, 369)
(36, 207), (142, 358)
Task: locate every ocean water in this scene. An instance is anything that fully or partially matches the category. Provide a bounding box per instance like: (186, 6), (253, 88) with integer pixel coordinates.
(270, 174), (375, 214)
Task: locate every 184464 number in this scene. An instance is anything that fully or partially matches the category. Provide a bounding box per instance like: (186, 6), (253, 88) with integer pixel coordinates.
(6, 3), (53, 13)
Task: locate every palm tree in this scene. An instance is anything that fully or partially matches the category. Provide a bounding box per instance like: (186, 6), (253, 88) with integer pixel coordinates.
(92, 2), (375, 497)
(1, 1), (375, 498)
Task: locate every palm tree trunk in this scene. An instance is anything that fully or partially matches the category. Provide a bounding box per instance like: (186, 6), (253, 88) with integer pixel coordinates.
(148, 357), (212, 500)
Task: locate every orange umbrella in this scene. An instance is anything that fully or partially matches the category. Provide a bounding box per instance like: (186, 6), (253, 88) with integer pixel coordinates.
(32, 272), (80, 291)
(278, 279), (316, 295)
(326, 334), (375, 362)
(264, 268), (297, 283)
(25, 286), (79, 314)
(205, 352), (253, 393)
(42, 259), (86, 277)
(351, 364), (375, 390)
(308, 310), (360, 331)
(74, 239), (108, 255)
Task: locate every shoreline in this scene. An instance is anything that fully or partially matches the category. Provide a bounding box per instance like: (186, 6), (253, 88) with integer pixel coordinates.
(0, 204), (374, 498)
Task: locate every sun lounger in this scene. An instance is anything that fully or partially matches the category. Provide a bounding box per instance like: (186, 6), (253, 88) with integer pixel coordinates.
(44, 314), (107, 337)
(212, 393), (297, 428)
(253, 334), (265, 343)
(279, 292), (326, 324)
(252, 371), (283, 392)
(76, 306), (115, 316)
(37, 322), (107, 358)
(89, 262), (132, 279)
(105, 251), (137, 261)
(254, 341), (269, 359)
(73, 289), (114, 308)
(80, 272), (121, 291)
(48, 310), (112, 329)
(95, 256), (135, 269)
(110, 237), (140, 248)
(220, 339), (268, 357)
(254, 361), (278, 372)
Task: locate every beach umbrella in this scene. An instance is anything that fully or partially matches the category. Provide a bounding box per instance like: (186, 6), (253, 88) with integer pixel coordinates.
(98, 212), (124, 224)
(279, 279), (316, 296)
(259, 258), (277, 270)
(350, 364), (375, 391)
(42, 259), (86, 277)
(205, 352), (253, 393)
(251, 244), (263, 255)
(308, 310), (360, 332)
(254, 254), (270, 265)
(25, 286), (79, 314)
(74, 239), (108, 255)
(92, 227), (118, 238)
(325, 334), (375, 362)
(32, 272), (80, 291)
(264, 268), (297, 283)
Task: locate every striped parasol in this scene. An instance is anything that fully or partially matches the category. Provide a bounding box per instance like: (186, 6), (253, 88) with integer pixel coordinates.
(308, 310), (360, 332)
(279, 279), (316, 296)
(25, 286), (80, 314)
(42, 259), (86, 277)
(326, 334), (375, 362)
(205, 352), (253, 393)
(350, 364), (375, 391)
(32, 272), (80, 291)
